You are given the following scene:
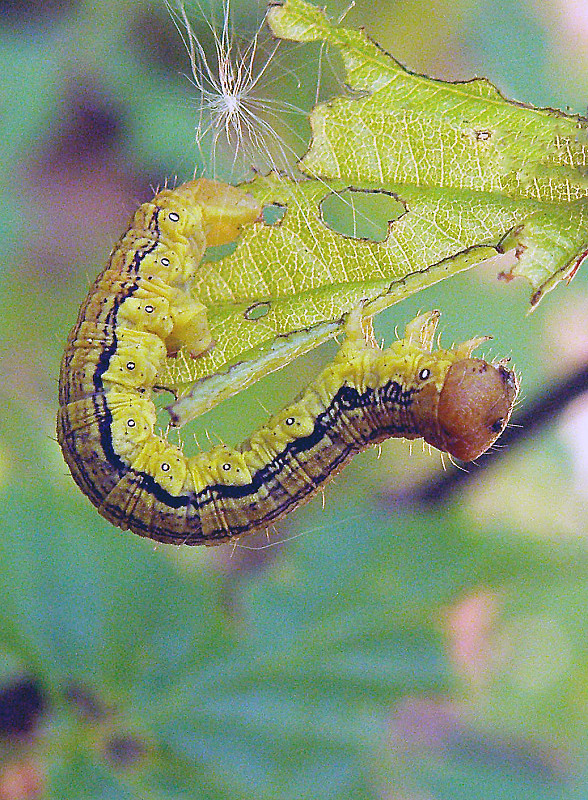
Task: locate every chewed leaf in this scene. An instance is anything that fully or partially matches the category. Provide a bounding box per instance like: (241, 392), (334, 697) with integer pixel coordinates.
(161, 0), (588, 410)
(268, 0), (588, 306)
(159, 174), (498, 415)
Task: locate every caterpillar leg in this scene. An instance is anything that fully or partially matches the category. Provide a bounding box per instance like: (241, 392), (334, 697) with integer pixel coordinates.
(319, 306), (382, 398)
(342, 306), (445, 357)
(342, 305), (379, 351)
(159, 179), (262, 358)
(166, 291), (213, 358)
(403, 310), (440, 350)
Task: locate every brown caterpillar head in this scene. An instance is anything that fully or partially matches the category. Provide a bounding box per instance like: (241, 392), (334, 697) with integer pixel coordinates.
(413, 358), (519, 461)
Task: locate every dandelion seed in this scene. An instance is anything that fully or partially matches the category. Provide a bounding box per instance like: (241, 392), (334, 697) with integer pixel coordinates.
(168, 0), (381, 234)
(168, 0), (310, 180)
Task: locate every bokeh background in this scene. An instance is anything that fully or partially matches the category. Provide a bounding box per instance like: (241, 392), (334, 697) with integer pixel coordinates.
(2, 0), (588, 797)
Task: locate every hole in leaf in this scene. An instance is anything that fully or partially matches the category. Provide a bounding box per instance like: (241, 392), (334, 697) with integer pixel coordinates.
(320, 189), (405, 242)
(262, 203), (287, 225)
(152, 389), (177, 430)
(204, 240), (238, 262)
(245, 301), (271, 320)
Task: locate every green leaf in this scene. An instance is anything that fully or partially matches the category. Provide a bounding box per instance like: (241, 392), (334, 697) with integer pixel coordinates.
(0, 490), (230, 691)
(0, 488), (454, 798)
(4, 484), (587, 797)
(269, 0), (588, 303)
(161, 0), (588, 414)
(161, 174), (497, 421)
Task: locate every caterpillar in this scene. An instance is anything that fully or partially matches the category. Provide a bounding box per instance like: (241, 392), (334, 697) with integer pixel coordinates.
(57, 178), (519, 546)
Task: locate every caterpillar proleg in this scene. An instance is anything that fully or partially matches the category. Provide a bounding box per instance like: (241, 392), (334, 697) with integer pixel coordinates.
(57, 178), (518, 546)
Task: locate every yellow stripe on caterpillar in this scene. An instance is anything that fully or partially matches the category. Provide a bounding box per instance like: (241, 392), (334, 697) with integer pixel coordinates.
(57, 178), (518, 546)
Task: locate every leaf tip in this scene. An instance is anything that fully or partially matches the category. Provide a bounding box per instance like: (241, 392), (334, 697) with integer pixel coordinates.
(267, 0), (331, 43)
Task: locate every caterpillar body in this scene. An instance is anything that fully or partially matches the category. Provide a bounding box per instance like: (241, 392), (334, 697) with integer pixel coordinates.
(58, 178), (519, 546)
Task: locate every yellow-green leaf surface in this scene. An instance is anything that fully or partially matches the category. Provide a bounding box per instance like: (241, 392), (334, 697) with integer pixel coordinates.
(270, 0), (588, 299)
(164, 174), (497, 423)
(162, 0), (588, 423)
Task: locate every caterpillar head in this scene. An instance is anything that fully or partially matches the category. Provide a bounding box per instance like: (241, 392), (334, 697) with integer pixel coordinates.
(413, 357), (518, 461)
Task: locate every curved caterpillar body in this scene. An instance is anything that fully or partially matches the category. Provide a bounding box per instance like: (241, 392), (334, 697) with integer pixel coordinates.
(58, 178), (519, 546)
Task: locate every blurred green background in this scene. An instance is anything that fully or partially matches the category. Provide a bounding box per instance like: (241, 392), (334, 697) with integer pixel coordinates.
(2, 0), (588, 797)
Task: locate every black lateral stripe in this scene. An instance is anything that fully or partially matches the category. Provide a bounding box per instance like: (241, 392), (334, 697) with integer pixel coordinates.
(92, 213), (163, 492)
(128, 379), (416, 511)
(204, 380), (416, 502)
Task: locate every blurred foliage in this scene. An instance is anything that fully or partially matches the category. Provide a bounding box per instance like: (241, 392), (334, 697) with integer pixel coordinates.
(2, 0), (588, 798)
